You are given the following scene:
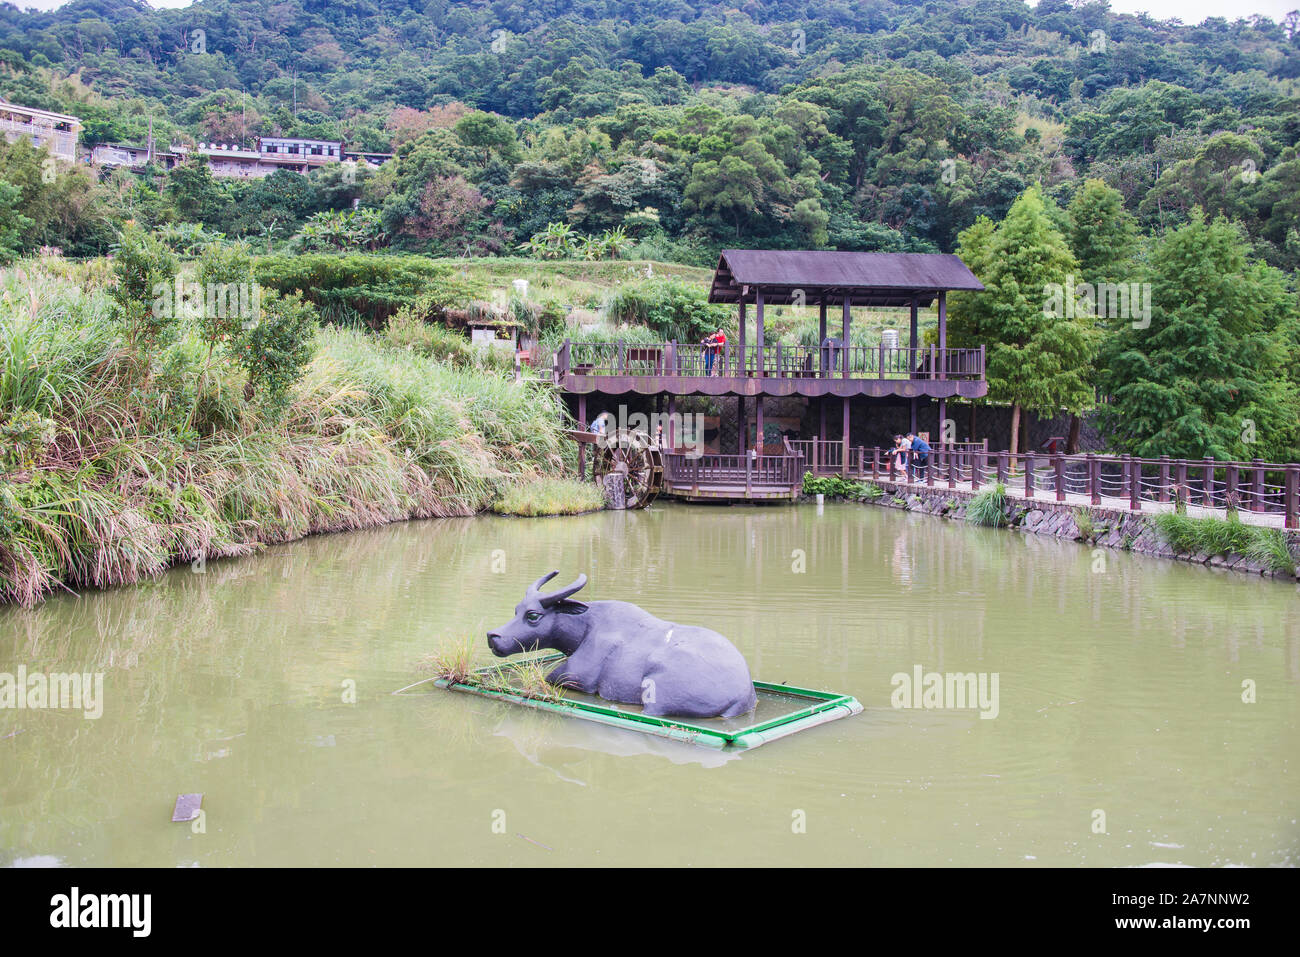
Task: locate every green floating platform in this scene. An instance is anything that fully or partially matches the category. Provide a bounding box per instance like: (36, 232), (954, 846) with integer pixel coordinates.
(427, 653), (862, 750)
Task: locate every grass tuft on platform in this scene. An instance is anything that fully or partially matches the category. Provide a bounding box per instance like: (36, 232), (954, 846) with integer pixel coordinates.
(491, 476), (605, 517)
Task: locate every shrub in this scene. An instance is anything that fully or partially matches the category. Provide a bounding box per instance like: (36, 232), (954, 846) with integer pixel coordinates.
(966, 483), (1008, 526)
(0, 409), (56, 472)
(111, 225), (179, 351)
(237, 291), (319, 417)
(605, 278), (730, 343)
(253, 254), (482, 327)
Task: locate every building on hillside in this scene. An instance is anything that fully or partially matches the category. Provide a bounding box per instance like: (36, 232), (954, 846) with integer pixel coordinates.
(91, 142), (183, 171)
(0, 100), (82, 162)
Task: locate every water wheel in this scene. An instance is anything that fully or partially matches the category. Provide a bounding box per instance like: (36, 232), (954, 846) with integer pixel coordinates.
(593, 429), (663, 509)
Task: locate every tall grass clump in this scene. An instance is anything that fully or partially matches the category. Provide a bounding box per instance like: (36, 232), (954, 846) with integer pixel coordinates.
(965, 483), (1008, 527)
(0, 255), (575, 607)
(1154, 512), (1296, 573)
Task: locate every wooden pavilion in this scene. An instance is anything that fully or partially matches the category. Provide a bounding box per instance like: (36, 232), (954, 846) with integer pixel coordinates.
(554, 250), (986, 501)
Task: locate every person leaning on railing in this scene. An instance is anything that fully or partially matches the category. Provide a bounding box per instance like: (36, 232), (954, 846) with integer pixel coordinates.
(906, 432), (930, 478)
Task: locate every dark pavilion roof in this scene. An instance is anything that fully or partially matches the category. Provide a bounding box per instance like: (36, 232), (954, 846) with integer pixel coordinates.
(708, 250), (985, 308)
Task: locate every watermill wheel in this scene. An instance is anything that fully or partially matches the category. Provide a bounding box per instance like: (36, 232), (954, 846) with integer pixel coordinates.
(592, 429), (663, 509)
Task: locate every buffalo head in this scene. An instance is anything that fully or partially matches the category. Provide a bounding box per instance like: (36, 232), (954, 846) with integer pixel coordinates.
(487, 571), (589, 657)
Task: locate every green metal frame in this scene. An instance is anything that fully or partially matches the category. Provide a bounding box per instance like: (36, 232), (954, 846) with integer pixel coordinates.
(429, 653), (862, 750)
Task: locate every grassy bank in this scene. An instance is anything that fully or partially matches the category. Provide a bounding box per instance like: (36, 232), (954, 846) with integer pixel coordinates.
(0, 258), (577, 607)
(491, 476), (606, 517)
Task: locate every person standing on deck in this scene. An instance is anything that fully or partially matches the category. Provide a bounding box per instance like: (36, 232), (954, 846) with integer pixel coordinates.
(702, 329), (726, 376)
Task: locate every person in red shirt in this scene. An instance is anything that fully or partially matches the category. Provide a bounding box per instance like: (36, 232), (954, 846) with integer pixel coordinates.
(703, 329), (726, 375)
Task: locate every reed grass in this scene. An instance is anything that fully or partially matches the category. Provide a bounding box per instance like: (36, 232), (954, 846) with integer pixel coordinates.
(0, 261), (575, 606)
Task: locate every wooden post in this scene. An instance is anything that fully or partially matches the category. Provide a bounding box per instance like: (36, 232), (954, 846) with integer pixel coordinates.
(745, 451), (752, 498)
(737, 301), (746, 376)
(872, 447), (880, 480)
(775, 341), (783, 379)
(947, 450), (956, 490)
(1176, 460), (1189, 507)
(756, 395), (764, 457)
(1251, 458), (1264, 512)
(1025, 453), (1035, 499)
(928, 343), (936, 380)
(1286, 465), (1298, 530)
(1054, 454), (1065, 502)
(1158, 455), (1171, 503)
(1201, 456), (1214, 506)
(812, 435), (819, 474)
(1130, 458), (1141, 512)
(971, 449), (981, 491)
(842, 296), (851, 381)
(817, 300), (827, 376)
(927, 449), (936, 487)
(909, 295), (918, 364)
(577, 393), (587, 480)
(736, 395), (745, 455)
(755, 288), (765, 378)
(1088, 453), (1100, 506)
(841, 396), (850, 476)
(1226, 464), (1239, 510)
(878, 340), (885, 379)
(937, 290), (947, 380)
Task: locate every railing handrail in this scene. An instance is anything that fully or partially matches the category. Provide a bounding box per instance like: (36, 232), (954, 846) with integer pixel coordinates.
(850, 446), (1299, 527)
(557, 340), (985, 380)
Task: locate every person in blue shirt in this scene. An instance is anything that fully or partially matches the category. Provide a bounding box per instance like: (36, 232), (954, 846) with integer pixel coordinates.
(906, 432), (930, 478)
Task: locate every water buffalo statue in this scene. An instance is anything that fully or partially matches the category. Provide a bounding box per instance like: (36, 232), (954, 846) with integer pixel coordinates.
(487, 571), (757, 719)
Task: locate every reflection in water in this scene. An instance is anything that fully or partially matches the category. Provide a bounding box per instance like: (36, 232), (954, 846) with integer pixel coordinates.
(1, 502), (1297, 867)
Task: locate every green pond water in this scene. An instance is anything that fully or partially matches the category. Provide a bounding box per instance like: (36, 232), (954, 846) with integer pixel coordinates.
(1, 502), (1296, 867)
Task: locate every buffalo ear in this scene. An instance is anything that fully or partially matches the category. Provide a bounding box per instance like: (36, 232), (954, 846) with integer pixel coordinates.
(555, 599), (588, 615)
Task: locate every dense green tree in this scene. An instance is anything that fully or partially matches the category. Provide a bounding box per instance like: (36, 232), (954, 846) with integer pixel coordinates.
(946, 185), (1096, 459)
(1096, 211), (1300, 461)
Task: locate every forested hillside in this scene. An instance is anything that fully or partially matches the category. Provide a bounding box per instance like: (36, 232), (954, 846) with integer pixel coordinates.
(0, 0), (1297, 267)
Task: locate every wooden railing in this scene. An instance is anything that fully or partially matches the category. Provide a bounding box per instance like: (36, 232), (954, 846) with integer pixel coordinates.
(662, 452), (804, 496)
(849, 448), (1300, 528)
(555, 339), (985, 381)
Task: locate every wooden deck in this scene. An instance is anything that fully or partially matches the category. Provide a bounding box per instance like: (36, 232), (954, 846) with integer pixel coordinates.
(554, 340), (987, 398)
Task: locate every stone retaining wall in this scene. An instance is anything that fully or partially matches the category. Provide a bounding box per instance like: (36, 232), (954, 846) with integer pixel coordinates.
(838, 480), (1300, 582)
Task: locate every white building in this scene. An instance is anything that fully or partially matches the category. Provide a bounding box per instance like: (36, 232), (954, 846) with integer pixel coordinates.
(0, 101), (82, 162)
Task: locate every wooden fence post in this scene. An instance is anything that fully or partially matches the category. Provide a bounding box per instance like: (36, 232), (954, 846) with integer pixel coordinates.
(1130, 458), (1141, 512)
(1088, 453), (1100, 506)
(1286, 465), (1298, 530)
(1054, 454), (1066, 502)
(1158, 455), (1170, 503)
(1025, 453), (1035, 500)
